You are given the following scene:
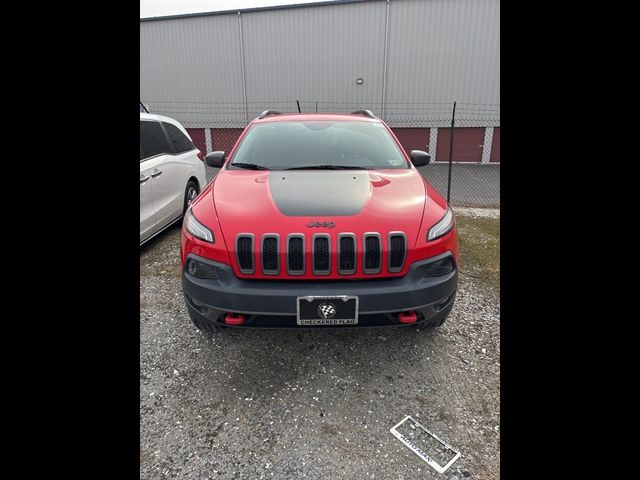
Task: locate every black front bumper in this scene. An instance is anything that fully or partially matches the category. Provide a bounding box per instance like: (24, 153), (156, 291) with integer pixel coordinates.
(182, 252), (457, 328)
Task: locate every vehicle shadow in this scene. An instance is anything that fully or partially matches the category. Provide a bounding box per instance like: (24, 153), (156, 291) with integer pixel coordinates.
(196, 323), (445, 403)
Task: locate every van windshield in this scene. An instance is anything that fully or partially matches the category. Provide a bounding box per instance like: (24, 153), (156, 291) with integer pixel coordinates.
(229, 121), (408, 170)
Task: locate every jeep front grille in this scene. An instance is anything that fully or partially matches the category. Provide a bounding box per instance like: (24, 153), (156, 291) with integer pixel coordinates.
(235, 231), (406, 277)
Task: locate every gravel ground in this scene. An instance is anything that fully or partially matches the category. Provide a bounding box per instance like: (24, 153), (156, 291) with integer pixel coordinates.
(140, 221), (500, 479)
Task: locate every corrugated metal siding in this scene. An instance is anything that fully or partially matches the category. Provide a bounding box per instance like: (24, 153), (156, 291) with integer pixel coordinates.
(240, 1), (387, 118)
(140, 0), (499, 128)
(140, 14), (245, 127)
(384, 0), (500, 126)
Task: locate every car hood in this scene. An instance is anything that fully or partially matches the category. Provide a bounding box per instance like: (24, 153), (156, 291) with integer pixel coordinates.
(212, 169), (427, 244)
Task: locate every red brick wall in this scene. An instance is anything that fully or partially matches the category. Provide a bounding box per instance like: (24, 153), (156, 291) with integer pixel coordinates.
(436, 127), (485, 162)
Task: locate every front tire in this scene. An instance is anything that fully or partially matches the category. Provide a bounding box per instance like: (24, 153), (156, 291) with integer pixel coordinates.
(183, 180), (199, 214)
(416, 292), (456, 332)
(185, 298), (221, 336)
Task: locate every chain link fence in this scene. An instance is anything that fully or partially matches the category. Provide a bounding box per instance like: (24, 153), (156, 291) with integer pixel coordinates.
(142, 100), (499, 208)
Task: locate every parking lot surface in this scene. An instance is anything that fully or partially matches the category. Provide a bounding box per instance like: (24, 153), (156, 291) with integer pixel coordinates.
(140, 216), (500, 480)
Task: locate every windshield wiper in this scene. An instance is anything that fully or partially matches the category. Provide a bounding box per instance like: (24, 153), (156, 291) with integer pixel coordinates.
(284, 165), (368, 170)
(230, 163), (270, 170)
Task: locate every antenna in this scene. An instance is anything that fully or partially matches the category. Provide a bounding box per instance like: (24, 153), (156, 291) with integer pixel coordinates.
(139, 101), (149, 113)
(296, 99), (301, 113)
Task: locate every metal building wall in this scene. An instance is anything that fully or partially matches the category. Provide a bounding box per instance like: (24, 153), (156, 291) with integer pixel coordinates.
(241, 1), (387, 119)
(140, 0), (500, 128)
(140, 13), (245, 127)
(384, 0), (499, 126)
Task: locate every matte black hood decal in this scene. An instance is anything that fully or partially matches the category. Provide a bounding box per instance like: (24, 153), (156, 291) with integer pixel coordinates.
(269, 171), (370, 216)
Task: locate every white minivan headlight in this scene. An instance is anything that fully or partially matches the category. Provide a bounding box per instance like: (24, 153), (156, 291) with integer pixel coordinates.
(185, 209), (214, 243)
(427, 206), (454, 241)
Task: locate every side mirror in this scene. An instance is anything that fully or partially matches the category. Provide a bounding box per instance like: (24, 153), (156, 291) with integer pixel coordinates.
(205, 151), (226, 168)
(410, 150), (431, 167)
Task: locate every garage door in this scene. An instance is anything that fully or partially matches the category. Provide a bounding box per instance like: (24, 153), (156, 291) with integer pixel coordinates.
(391, 128), (431, 156)
(490, 127), (500, 163)
(186, 128), (207, 156)
(435, 127), (485, 163)
(211, 128), (244, 155)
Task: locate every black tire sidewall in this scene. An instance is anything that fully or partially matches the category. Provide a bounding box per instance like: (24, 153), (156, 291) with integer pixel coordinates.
(183, 180), (199, 214)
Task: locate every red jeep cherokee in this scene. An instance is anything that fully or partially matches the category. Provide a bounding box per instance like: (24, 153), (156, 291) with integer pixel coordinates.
(181, 110), (459, 332)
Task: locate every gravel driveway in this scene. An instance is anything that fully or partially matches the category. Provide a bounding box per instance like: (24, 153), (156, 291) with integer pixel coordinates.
(140, 223), (500, 480)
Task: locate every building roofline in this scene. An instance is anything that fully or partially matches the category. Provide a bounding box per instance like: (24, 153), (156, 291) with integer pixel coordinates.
(140, 0), (382, 22)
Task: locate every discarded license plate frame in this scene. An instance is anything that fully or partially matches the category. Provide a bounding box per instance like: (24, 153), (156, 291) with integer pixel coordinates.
(390, 415), (461, 474)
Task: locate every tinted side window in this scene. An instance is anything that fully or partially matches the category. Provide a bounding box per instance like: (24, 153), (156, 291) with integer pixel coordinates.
(163, 122), (195, 154)
(140, 121), (171, 160)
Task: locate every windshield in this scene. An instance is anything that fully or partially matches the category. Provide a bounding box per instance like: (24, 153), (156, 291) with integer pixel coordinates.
(228, 121), (408, 170)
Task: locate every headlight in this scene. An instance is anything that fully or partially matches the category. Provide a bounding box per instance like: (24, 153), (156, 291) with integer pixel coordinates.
(185, 209), (214, 243)
(427, 206), (454, 241)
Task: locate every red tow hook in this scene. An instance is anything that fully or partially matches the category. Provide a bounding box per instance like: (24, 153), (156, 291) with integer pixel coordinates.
(397, 311), (418, 324)
(224, 313), (246, 326)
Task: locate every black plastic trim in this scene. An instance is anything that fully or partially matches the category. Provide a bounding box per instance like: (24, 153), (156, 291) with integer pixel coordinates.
(235, 233), (255, 274)
(312, 233), (331, 276)
(286, 233), (305, 276)
(181, 251), (457, 318)
(387, 231), (407, 273)
(363, 232), (382, 274)
(260, 234), (280, 275)
(337, 233), (357, 275)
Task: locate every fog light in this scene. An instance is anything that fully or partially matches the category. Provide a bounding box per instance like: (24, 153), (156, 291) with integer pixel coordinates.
(186, 259), (218, 279)
(423, 257), (454, 277)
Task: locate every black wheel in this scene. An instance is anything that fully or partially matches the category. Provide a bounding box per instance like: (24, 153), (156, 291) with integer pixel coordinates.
(183, 180), (199, 214)
(416, 292), (456, 332)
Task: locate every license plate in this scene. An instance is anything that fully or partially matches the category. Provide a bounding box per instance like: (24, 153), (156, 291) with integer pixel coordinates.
(390, 416), (461, 474)
(296, 296), (358, 325)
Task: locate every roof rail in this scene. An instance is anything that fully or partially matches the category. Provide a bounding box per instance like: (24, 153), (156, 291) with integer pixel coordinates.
(350, 109), (376, 119)
(257, 110), (282, 119)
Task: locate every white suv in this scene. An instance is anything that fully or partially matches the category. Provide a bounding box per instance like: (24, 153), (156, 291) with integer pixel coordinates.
(140, 113), (207, 244)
